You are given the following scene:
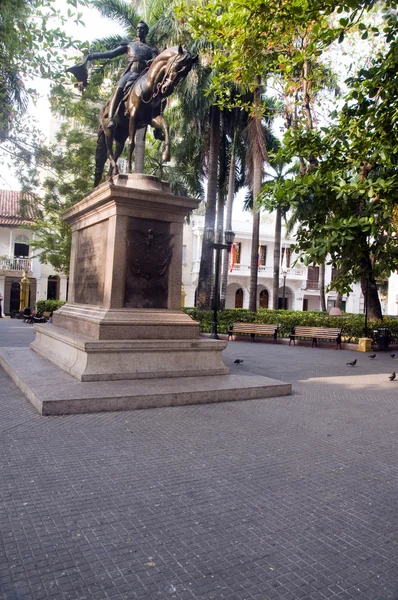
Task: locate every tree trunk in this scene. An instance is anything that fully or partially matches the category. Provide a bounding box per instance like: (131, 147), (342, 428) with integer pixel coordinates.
(196, 106), (220, 310)
(248, 85), (265, 313)
(335, 291), (342, 309)
(272, 207), (281, 310)
(361, 276), (382, 321)
(220, 129), (236, 310)
(319, 262), (327, 311)
(212, 186), (225, 305)
(249, 207), (260, 312)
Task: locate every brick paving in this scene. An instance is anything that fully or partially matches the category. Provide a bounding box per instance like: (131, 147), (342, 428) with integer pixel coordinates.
(1, 319), (398, 599)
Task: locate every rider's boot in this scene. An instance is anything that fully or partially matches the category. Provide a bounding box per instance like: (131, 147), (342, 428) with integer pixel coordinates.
(107, 86), (124, 131)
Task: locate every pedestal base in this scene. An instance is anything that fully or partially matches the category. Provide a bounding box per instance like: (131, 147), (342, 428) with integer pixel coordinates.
(0, 347), (292, 415)
(53, 304), (200, 340)
(32, 324), (229, 381)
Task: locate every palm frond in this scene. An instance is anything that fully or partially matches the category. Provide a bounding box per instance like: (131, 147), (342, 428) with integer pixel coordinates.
(90, 34), (127, 51)
(91, 0), (139, 34)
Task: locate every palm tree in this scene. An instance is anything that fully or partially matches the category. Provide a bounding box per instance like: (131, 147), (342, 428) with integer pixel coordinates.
(243, 92), (280, 312)
(219, 108), (247, 309)
(196, 105), (220, 309)
(246, 104), (267, 313)
(260, 159), (299, 309)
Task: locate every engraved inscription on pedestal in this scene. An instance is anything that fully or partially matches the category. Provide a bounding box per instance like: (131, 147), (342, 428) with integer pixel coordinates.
(125, 218), (173, 309)
(74, 221), (108, 305)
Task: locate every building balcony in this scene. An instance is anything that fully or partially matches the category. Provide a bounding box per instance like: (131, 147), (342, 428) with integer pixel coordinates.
(304, 279), (320, 290)
(0, 257), (32, 272)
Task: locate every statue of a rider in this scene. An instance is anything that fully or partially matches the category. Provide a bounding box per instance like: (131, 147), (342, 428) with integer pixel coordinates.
(68, 20), (158, 130)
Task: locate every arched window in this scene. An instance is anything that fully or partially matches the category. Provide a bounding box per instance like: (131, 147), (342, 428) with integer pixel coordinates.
(235, 288), (244, 309)
(259, 289), (269, 308)
(14, 235), (30, 258)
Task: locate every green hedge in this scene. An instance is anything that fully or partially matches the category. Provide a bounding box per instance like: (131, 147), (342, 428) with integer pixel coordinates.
(182, 307), (398, 343)
(35, 299), (66, 314)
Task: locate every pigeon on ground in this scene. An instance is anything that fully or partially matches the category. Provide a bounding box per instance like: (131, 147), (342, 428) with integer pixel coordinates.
(368, 354), (376, 359)
(346, 359), (357, 366)
(234, 359), (244, 364)
(391, 354), (396, 359)
(389, 372), (396, 381)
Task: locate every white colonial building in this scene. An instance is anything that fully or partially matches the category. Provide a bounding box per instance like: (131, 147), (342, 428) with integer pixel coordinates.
(0, 191), (68, 316)
(182, 208), (389, 315)
(0, 186), (392, 317)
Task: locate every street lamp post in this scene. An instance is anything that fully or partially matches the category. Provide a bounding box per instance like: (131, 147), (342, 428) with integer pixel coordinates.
(205, 227), (235, 339)
(281, 265), (288, 310)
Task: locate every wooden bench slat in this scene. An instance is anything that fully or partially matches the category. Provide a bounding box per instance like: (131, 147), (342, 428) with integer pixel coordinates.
(228, 323), (278, 343)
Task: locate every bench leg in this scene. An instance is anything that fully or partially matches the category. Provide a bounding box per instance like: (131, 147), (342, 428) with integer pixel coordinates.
(250, 333), (255, 343)
(312, 338), (317, 348)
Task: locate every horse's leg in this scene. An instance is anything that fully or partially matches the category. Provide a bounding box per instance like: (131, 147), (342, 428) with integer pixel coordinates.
(94, 127), (107, 187)
(128, 112), (137, 173)
(113, 133), (128, 173)
(104, 125), (119, 178)
(150, 115), (170, 163)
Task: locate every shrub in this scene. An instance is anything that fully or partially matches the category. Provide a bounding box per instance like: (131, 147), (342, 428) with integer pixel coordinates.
(182, 307), (398, 342)
(35, 299), (66, 314)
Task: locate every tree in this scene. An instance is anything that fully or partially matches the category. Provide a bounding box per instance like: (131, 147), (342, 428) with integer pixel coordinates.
(0, 0), (87, 146)
(180, 0), (379, 113)
(267, 8), (398, 320)
(25, 126), (97, 274)
(260, 158), (299, 309)
(196, 105), (220, 309)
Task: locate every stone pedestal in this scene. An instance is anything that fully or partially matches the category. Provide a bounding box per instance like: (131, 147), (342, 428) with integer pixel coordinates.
(25, 173), (292, 412)
(31, 174), (229, 381)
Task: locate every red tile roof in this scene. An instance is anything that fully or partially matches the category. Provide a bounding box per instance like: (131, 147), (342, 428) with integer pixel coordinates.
(0, 190), (36, 226)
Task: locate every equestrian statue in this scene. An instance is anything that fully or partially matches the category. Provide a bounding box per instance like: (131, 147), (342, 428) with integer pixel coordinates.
(66, 21), (198, 187)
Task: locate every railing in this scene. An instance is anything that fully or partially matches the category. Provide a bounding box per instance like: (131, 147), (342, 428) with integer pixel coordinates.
(305, 279), (320, 290)
(0, 257), (32, 271)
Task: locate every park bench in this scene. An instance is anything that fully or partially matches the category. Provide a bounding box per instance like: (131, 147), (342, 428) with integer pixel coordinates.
(228, 322), (278, 343)
(289, 326), (342, 349)
(33, 311), (51, 324)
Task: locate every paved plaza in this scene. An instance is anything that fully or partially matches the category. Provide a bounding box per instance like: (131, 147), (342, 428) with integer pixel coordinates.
(1, 319), (398, 600)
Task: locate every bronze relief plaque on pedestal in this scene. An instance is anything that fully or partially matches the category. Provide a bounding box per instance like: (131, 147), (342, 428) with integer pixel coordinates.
(125, 218), (173, 309)
(74, 221), (108, 305)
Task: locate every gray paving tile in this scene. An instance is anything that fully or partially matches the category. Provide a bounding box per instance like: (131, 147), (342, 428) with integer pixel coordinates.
(1, 319), (398, 599)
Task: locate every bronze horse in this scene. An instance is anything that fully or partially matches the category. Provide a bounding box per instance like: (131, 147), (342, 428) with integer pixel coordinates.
(94, 45), (197, 187)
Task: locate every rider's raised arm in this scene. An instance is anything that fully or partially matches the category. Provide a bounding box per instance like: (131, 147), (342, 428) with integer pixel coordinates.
(87, 43), (128, 62)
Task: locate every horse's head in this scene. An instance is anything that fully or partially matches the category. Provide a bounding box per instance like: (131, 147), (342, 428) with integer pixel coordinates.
(159, 45), (198, 97)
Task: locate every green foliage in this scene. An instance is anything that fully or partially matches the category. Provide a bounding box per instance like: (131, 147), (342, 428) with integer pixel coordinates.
(260, 13), (398, 300)
(25, 125), (98, 274)
(179, 0), (384, 110)
(0, 0), (88, 143)
(183, 307), (398, 342)
(35, 299), (66, 313)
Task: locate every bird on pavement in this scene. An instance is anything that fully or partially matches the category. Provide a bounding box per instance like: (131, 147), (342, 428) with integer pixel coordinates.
(389, 372), (396, 381)
(368, 354), (376, 359)
(234, 359), (244, 364)
(346, 359), (357, 366)
(391, 354), (396, 358)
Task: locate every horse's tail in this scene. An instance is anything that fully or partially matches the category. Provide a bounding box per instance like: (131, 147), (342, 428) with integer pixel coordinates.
(94, 126), (107, 188)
